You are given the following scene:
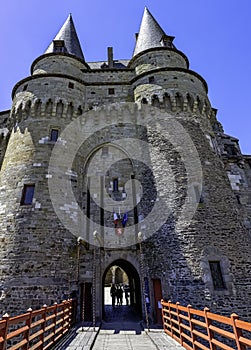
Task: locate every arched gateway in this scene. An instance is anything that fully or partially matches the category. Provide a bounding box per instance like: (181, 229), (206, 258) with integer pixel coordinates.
(102, 259), (142, 322)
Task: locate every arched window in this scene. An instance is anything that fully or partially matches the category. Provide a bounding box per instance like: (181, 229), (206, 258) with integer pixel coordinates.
(151, 95), (159, 107)
(186, 93), (194, 110)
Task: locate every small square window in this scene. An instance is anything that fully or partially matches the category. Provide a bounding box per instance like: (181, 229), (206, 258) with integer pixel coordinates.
(68, 82), (74, 89)
(23, 84), (28, 91)
(108, 88), (115, 95)
(209, 261), (226, 290)
(21, 184), (35, 205)
(53, 40), (65, 53)
(50, 129), (59, 142)
(148, 76), (155, 83)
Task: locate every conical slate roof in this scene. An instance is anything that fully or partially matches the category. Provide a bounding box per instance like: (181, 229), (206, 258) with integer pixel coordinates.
(133, 7), (169, 56)
(45, 14), (85, 60)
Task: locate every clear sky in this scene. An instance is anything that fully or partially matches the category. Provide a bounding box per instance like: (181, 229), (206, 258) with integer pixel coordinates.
(1, 0), (250, 153)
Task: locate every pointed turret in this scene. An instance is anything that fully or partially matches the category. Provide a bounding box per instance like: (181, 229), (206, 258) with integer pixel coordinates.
(133, 7), (175, 57)
(45, 14), (85, 60)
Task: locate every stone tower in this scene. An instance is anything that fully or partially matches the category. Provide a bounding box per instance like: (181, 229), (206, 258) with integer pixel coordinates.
(0, 8), (251, 323)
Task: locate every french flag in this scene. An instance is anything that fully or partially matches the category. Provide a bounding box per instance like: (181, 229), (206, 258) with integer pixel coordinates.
(114, 212), (119, 225)
(122, 212), (128, 227)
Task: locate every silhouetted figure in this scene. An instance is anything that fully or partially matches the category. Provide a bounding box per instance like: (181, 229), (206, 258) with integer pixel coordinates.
(125, 287), (129, 306)
(115, 284), (119, 305)
(110, 284), (117, 309)
(117, 285), (123, 305)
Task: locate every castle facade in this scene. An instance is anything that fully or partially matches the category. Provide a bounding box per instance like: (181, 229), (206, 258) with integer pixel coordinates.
(0, 8), (251, 323)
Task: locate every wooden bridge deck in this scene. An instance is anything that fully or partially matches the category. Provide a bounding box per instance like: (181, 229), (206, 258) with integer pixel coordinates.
(53, 322), (185, 350)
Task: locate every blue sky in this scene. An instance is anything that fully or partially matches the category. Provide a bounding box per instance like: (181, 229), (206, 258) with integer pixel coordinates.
(1, 0), (251, 153)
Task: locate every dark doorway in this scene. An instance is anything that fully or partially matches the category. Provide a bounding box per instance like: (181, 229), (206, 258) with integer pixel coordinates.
(80, 282), (92, 322)
(102, 259), (142, 322)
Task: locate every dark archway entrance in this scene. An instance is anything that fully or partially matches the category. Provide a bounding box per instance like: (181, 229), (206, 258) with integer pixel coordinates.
(102, 259), (142, 322)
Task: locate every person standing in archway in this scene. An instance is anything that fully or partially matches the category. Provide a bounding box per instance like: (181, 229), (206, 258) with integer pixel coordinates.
(110, 284), (117, 309)
(118, 285), (123, 305)
(124, 285), (129, 306)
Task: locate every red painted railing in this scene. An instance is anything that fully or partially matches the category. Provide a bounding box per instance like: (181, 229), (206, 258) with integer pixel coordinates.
(161, 300), (251, 350)
(0, 299), (76, 350)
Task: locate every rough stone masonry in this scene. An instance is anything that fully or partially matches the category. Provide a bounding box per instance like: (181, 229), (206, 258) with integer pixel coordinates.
(0, 8), (251, 323)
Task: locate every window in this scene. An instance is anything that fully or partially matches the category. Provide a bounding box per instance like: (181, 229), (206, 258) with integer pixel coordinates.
(113, 178), (118, 192)
(236, 194), (241, 204)
(194, 185), (203, 203)
(68, 82), (74, 89)
(21, 184), (35, 205)
(101, 146), (109, 157)
(224, 144), (238, 156)
(148, 76), (155, 83)
(160, 35), (174, 47)
(50, 128), (59, 142)
(209, 261), (225, 290)
(53, 40), (65, 53)
(23, 84), (28, 91)
(108, 88), (115, 95)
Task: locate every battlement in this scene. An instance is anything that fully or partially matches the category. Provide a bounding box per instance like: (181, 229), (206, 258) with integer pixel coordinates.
(10, 97), (84, 125)
(8, 93), (216, 140)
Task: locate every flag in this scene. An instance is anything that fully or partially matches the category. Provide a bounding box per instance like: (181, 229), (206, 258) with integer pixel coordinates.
(114, 212), (118, 225)
(122, 212), (128, 227)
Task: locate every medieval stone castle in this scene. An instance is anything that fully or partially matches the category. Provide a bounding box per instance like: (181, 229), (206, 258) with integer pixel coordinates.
(0, 8), (251, 323)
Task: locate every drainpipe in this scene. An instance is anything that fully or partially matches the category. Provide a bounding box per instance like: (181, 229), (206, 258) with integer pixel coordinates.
(138, 232), (150, 331)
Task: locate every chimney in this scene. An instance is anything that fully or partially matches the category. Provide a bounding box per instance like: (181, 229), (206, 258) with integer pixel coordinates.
(108, 47), (114, 68)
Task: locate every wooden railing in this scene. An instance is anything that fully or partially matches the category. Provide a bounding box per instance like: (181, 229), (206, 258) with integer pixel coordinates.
(161, 300), (251, 350)
(0, 299), (77, 350)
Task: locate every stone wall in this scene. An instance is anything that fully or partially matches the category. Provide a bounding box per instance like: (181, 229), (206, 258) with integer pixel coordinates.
(0, 35), (251, 324)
